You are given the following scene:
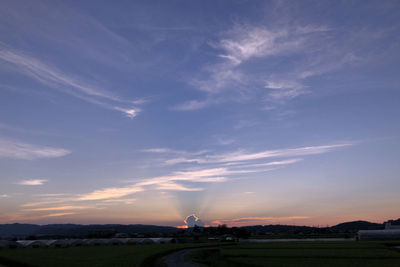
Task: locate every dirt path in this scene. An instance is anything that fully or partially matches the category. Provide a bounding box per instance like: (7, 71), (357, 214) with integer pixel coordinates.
(161, 246), (224, 267)
(161, 247), (203, 267)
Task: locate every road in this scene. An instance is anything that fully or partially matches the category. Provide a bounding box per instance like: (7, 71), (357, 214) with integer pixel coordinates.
(161, 246), (222, 267)
(161, 247), (201, 267)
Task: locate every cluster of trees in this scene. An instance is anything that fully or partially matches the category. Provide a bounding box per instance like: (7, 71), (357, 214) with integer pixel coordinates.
(181, 224), (250, 239)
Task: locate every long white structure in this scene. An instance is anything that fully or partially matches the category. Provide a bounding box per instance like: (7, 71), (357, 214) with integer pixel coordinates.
(45, 240), (68, 248)
(17, 240), (46, 248)
(0, 237), (178, 249)
(66, 239), (84, 246)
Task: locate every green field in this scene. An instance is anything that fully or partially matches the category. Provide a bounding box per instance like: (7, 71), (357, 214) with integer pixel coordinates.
(0, 243), (214, 267)
(1, 241), (399, 267)
(188, 241), (400, 267)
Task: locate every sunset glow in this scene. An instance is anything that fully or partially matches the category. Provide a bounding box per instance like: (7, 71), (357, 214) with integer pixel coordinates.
(0, 0), (399, 228)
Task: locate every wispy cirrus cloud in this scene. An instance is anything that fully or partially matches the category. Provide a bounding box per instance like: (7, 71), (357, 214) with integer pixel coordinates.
(23, 205), (90, 212)
(0, 211), (75, 222)
(141, 148), (179, 153)
(263, 52), (358, 104)
(15, 142), (352, 218)
(78, 185), (143, 201)
(174, 19), (356, 111)
(173, 99), (216, 111)
(22, 200), (69, 208)
(264, 80), (307, 100)
(217, 26), (300, 66)
(77, 167), (247, 201)
(141, 147), (209, 165)
(88, 143), (348, 202)
(175, 24), (319, 109)
(132, 168), (232, 193)
(33, 193), (71, 197)
(20, 194), (77, 208)
(216, 137), (235, 146)
(22, 143), (351, 207)
(17, 179), (48, 186)
(161, 143), (350, 165)
(156, 182), (203, 191)
(164, 158), (201, 165)
(0, 47), (116, 100)
(208, 144), (350, 163)
(141, 147), (208, 155)
(44, 212), (77, 217)
(0, 45), (139, 118)
(101, 198), (136, 205)
(0, 138), (70, 160)
(113, 107), (140, 119)
(226, 158), (303, 168)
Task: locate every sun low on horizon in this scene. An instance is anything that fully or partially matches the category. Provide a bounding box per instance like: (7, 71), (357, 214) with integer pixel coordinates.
(0, 0), (399, 228)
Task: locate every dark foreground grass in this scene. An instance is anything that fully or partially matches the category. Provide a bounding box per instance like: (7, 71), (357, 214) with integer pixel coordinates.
(188, 241), (400, 267)
(0, 243), (215, 267)
(1, 241), (399, 267)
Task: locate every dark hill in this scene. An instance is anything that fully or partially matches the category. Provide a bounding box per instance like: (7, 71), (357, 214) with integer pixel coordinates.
(0, 223), (179, 239)
(330, 220), (383, 232)
(240, 220), (386, 236)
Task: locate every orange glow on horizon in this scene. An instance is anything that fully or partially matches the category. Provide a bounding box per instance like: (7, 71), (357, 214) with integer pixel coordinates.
(176, 225), (188, 229)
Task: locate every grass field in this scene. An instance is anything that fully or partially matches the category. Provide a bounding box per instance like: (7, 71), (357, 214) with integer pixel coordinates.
(0, 243), (214, 267)
(188, 241), (400, 267)
(0, 241), (399, 267)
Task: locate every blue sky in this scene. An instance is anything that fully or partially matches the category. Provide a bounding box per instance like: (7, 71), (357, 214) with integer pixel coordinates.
(0, 0), (399, 226)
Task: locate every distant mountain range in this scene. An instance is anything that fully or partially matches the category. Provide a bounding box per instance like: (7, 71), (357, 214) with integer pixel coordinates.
(0, 219), (397, 239)
(241, 220), (385, 236)
(0, 224), (179, 239)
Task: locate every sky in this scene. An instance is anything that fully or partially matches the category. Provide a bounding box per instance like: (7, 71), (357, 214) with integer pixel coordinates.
(0, 0), (399, 227)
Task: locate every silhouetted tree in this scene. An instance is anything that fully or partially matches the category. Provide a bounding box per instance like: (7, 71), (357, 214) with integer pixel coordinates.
(232, 227), (250, 239)
(193, 225), (201, 233)
(217, 224), (229, 235)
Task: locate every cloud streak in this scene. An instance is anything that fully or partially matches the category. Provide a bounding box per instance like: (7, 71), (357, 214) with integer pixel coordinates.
(45, 212), (77, 217)
(23, 205), (90, 212)
(176, 24), (314, 108)
(174, 19), (356, 111)
(93, 143), (348, 201)
(78, 185), (143, 201)
(18, 142), (351, 212)
(227, 158), (303, 168)
(77, 167), (247, 201)
(161, 144), (350, 165)
(17, 179), (48, 185)
(218, 26), (300, 66)
(173, 100), (210, 111)
(208, 144), (350, 163)
(0, 138), (70, 160)
(0, 45), (139, 117)
(156, 182), (203, 191)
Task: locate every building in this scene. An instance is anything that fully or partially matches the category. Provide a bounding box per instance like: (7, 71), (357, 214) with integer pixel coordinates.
(385, 222), (400, 230)
(358, 229), (400, 240)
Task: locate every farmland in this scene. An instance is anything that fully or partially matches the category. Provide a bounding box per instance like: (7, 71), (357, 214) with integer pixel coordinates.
(0, 241), (399, 266)
(188, 241), (400, 267)
(0, 243), (213, 267)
